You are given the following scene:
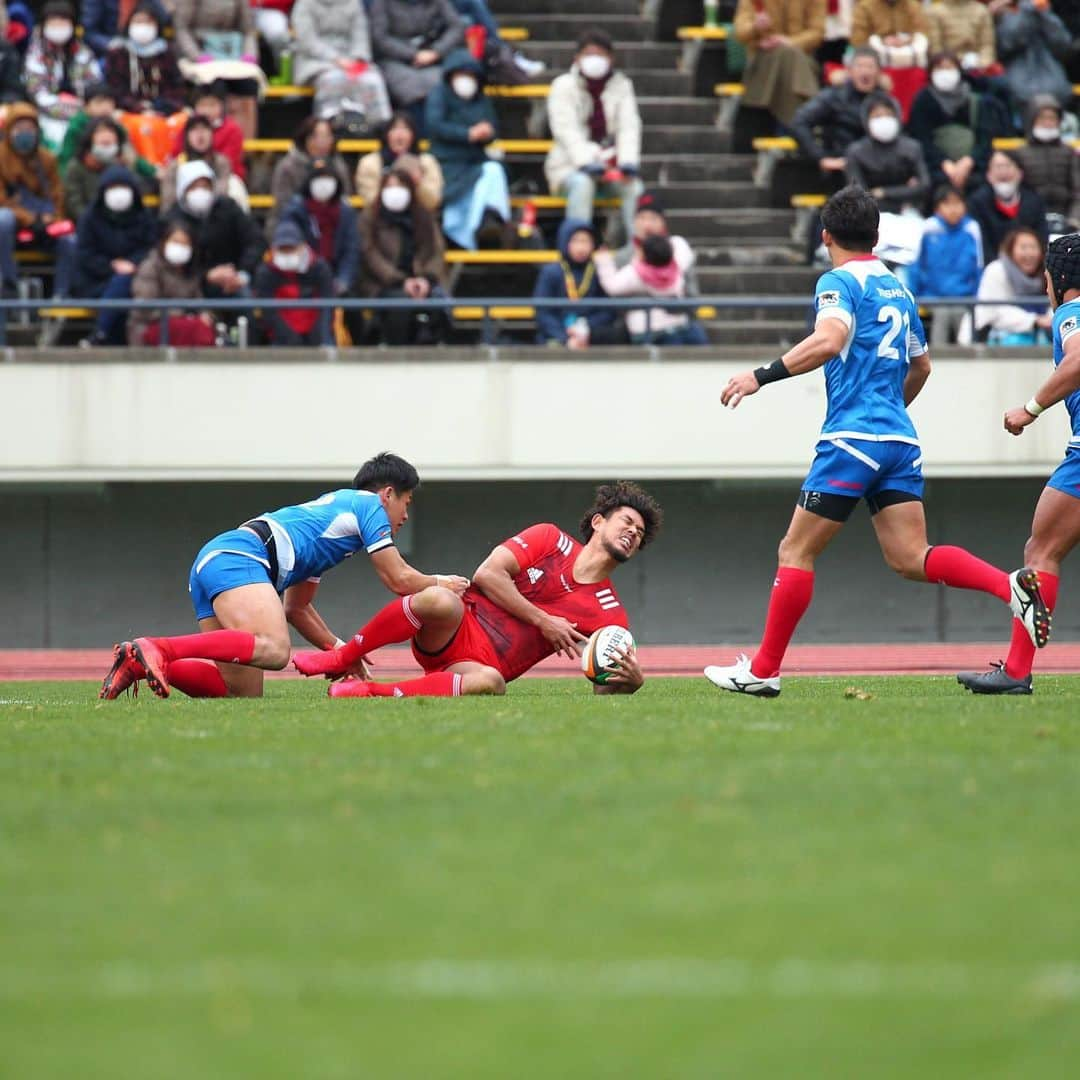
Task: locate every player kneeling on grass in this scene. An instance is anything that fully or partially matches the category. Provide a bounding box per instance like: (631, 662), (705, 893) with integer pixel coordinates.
(292, 482), (663, 697)
(704, 185), (1051, 699)
(99, 452), (469, 700)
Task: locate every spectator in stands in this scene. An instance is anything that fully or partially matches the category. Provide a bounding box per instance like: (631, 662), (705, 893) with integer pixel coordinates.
(845, 93), (930, 213)
(254, 219), (334, 346)
(0, 102), (77, 298)
(819, 0), (854, 68)
(104, 2), (186, 117)
(251, 0), (293, 70)
(791, 47), (885, 183)
(292, 0), (391, 132)
(81, 0), (169, 59)
(451, 0), (545, 79)
(908, 52), (1005, 194)
(974, 225), (1052, 344)
(0, 22), (26, 103)
(63, 116), (129, 222)
(160, 115), (234, 213)
(186, 82), (246, 180)
(594, 233), (706, 346)
(545, 30), (642, 246)
(280, 160), (361, 296)
(1016, 96), (1080, 231)
(370, 0), (465, 114)
(356, 111), (443, 211)
(128, 220), (217, 346)
(850, 0), (927, 69)
(614, 189), (701, 296)
(426, 47), (509, 249)
(172, 158), (266, 300)
(968, 149), (1049, 262)
(533, 218), (618, 348)
(173, 0), (262, 139)
(925, 0), (995, 73)
(23, 1), (102, 150)
(73, 164), (156, 345)
(268, 116), (352, 235)
(733, 0), (825, 128)
(358, 162), (450, 345)
(995, 0), (1072, 109)
(907, 184), (982, 344)
(58, 81), (116, 171)
(1053, 0), (1080, 82)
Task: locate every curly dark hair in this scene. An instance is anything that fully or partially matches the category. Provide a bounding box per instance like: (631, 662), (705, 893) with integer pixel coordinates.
(579, 481), (663, 549)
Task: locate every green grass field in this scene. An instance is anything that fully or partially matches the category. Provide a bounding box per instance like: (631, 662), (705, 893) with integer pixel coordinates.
(3, 676), (1079, 1079)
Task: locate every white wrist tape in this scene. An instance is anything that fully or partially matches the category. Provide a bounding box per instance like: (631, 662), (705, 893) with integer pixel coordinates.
(1026, 397), (1045, 417)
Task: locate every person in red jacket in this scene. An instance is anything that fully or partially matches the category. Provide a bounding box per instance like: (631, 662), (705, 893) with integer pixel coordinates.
(170, 80), (246, 180)
(253, 219), (334, 345)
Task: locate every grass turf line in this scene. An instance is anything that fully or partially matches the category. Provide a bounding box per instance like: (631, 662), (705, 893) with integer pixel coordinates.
(3, 677), (1079, 1079)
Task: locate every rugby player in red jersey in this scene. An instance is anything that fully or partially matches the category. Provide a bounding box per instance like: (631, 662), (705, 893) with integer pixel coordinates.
(292, 482), (663, 697)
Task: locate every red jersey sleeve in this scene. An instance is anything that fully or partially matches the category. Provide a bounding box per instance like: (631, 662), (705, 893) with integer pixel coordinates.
(498, 523), (563, 573)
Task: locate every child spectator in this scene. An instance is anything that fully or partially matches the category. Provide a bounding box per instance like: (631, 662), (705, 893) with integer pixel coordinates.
(73, 164), (157, 345)
(614, 189), (701, 296)
(907, 184), (982, 344)
(104, 2), (186, 117)
(63, 116), (128, 221)
(292, 0), (391, 130)
(995, 0), (1071, 108)
(545, 30), (643, 245)
(23, 1), (102, 150)
(974, 225), (1052, 344)
(357, 163), (449, 345)
(174, 82), (246, 180)
(1016, 96), (1080, 231)
(254, 219), (334, 346)
(58, 82), (117, 171)
(0, 102), (77, 298)
(160, 114), (235, 213)
(268, 116), (352, 235)
(279, 161), (361, 296)
(356, 111), (443, 211)
(594, 233), (706, 346)
(533, 218), (618, 348)
(370, 0), (465, 112)
(845, 93), (930, 212)
(426, 47), (508, 249)
(968, 149), (1049, 262)
(128, 220), (217, 346)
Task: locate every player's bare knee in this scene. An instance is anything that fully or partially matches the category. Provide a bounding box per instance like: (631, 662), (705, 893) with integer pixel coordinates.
(256, 635), (291, 670)
(417, 585), (463, 623)
(463, 667), (506, 696)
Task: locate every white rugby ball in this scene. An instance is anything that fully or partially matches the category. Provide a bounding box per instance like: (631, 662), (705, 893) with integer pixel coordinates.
(581, 625), (635, 685)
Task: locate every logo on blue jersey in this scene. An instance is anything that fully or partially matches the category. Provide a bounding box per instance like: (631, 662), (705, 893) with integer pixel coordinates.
(1061, 316), (1078, 336)
(818, 290), (840, 309)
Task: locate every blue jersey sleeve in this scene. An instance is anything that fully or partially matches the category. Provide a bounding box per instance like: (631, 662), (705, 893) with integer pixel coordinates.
(1055, 309), (1080, 362)
(814, 270), (856, 329)
(905, 289), (928, 358)
(352, 494), (395, 554)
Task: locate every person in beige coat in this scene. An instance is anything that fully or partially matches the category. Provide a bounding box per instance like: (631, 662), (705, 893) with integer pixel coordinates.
(545, 29), (642, 244)
(356, 111), (443, 211)
(850, 0), (927, 69)
(926, 0), (996, 71)
(733, 0), (825, 127)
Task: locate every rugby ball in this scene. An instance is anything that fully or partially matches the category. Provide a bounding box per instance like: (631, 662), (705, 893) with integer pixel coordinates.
(581, 625), (636, 685)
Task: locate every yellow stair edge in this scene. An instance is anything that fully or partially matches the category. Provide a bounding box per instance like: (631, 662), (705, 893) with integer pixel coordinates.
(500, 27), (529, 42)
(453, 305), (535, 320)
(790, 193), (827, 209)
(244, 137), (552, 154)
(677, 26), (729, 41)
(40, 307), (93, 318)
(263, 82), (548, 100)
(751, 136), (798, 151)
(713, 83), (745, 96)
(445, 249), (558, 264)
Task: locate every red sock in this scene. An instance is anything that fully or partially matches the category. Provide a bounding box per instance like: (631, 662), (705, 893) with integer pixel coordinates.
(751, 567), (814, 678)
(1005, 572), (1059, 680)
(167, 659), (228, 698)
(924, 546), (1010, 603)
(153, 630), (255, 665)
(367, 672), (461, 697)
(338, 596), (422, 665)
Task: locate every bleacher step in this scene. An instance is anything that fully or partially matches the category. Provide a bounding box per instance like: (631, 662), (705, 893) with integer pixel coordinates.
(640, 154), (755, 183)
(643, 126), (731, 154)
(518, 42), (681, 70)
(654, 181), (765, 208)
(695, 242), (805, 267)
(663, 208), (794, 239)
(523, 15), (655, 41)
(637, 97), (718, 126)
(494, 0), (640, 13)
(696, 266), (820, 294)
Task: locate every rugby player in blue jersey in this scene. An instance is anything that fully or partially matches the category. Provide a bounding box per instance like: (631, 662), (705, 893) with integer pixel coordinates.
(99, 452), (469, 699)
(704, 186), (1050, 698)
(959, 234), (1080, 694)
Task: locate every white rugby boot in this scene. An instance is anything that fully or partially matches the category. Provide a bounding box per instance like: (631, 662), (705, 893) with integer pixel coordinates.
(704, 653), (781, 698)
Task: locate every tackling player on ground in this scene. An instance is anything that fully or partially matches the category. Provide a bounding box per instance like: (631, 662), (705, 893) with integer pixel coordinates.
(704, 186), (1050, 698)
(958, 233), (1080, 694)
(291, 482), (662, 697)
(99, 452), (469, 700)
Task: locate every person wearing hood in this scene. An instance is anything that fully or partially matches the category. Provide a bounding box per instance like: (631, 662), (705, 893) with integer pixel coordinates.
(358, 162), (449, 345)
(279, 161), (361, 295)
(159, 114), (235, 213)
(426, 48), (509, 250)
(974, 225), (1052, 344)
(253, 219), (334, 347)
(104, 2), (185, 116)
(73, 163), (156, 344)
(292, 0), (391, 128)
(845, 92), (930, 212)
(545, 30), (643, 245)
(369, 0), (465, 111)
(533, 218), (617, 347)
(356, 111), (443, 211)
(268, 116), (352, 236)
(968, 149), (1049, 264)
(0, 102), (76, 298)
(1015, 96), (1080, 229)
(172, 158), (266, 299)
(23, 1), (103, 150)
(63, 115), (138, 222)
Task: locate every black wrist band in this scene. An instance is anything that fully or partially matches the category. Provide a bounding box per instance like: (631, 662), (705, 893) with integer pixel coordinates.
(753, 358), (792, 387)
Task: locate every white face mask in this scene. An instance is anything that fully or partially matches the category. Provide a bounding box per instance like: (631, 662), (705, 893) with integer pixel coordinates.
(451, 74), (478, 100)
(993, 179), (1019, 201)
(578, 54), (611, 81)
(381, 185), (411, 213)
(184, 186), (214, 216)
(129, 22), (158, 46)
(868, 115), (900, 143)
(163, 241), (192, 266)
(274, 251), (303, 273)
(1033, 126), (1061, 144)
(309, 176), (338, 203)
(44, 22), (74, 46)
(104, 186), (134, 213)
(932, 68), (961, 93)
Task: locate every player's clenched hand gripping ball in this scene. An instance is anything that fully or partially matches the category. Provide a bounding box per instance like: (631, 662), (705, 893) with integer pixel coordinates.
(581, 626), (636, 685)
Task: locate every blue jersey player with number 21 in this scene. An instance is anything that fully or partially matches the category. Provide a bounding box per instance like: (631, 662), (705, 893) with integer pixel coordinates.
(704, 185), (1050, 698)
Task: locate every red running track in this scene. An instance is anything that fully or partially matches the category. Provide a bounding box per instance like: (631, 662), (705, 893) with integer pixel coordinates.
(3, 644), (1080, 681)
